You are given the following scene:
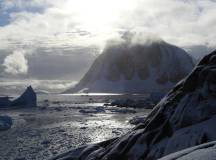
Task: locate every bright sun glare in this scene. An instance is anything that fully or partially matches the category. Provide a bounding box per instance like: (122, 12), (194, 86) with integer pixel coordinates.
(63, 0), (136, 31)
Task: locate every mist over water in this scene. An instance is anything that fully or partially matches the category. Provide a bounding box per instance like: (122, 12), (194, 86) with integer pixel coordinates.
(0, 79), (77, 96)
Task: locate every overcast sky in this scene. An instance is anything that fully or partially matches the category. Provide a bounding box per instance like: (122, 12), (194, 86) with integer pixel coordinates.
(0, 0), (215, 92)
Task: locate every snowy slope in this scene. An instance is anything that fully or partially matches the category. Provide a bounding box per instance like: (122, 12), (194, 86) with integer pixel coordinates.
(53, 50), (216, 160)
(159, 141), (216, 160)
(65, 41), (194, 93)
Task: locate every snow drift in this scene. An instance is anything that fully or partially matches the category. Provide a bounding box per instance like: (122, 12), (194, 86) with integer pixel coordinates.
(65, 40), (194, 93)
(53, 50), (216, 160)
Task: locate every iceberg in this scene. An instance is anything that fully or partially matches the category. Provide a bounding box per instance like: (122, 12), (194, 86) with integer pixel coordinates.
(0, 86), (37, 108)
(11, 86), (37, 107)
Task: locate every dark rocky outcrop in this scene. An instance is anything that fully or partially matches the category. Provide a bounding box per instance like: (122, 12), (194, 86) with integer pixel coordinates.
(53, 50), (216, 160)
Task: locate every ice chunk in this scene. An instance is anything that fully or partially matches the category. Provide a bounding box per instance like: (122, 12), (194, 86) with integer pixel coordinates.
(0, 115), (12, 131)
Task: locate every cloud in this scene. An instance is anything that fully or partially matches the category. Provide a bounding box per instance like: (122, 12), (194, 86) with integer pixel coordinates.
(120, 31), (163, 45)
(0, 47), (97, 80)
(0, 0), (215, 52)
(2, 49), (28, 75)
(115, 0), (216, 48)
(0, 0), (216, 81)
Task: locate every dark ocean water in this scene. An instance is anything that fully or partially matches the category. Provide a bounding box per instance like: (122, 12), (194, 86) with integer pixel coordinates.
(0, 93), (151, 160)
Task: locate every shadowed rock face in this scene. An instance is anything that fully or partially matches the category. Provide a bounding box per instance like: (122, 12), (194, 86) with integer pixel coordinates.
(0, 86), (37, 108)
(65, 41), (194, 93)
(54, 50), (216, 160)
(11, 86), (37, 107)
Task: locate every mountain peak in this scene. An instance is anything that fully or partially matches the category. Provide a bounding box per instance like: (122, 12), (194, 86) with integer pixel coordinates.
(65, 41), (194, 93)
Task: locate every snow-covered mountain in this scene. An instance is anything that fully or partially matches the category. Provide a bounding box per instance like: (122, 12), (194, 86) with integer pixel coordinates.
(53, 50), (216, 160)
(65, 40), (194, 93)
